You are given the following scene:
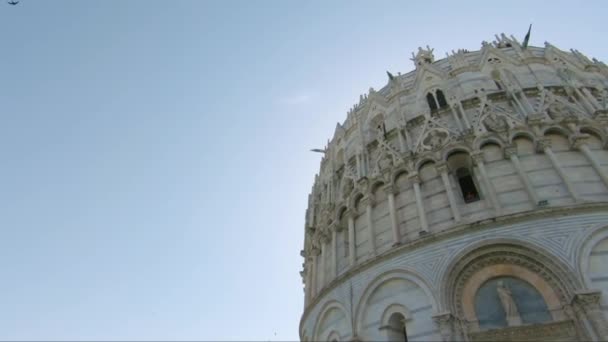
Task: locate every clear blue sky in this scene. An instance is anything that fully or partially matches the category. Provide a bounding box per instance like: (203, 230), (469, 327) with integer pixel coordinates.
(0, 0), (606, 340)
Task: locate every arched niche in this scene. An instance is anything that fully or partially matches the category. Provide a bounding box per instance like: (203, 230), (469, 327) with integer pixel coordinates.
(355, 270), (438, 342)
(442, 241), (582, 340)
(480, 141), (503, 163)
(512, 134), (535, 156)
(544, 129), (571, 152)
(313, 301), (352, 342)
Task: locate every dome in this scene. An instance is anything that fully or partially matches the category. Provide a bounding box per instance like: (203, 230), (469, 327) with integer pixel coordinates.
(300, 34), (608, 341)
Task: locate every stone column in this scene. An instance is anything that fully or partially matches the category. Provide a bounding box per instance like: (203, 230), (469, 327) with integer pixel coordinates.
(363, 196), (377, 255)
(331, 226), (338, 279)
(572, 290), (608, 340)
(433, 312), (463, 342)
(457, 102), (472, 129)
(347, 211), (356, 266)
(319, 235), (329, 289)
(409, 173), (429, 233)
(538, 138), (578, 201)
(384, 184), (402, 245)
(310, 247), (320, 298)
(304, 257), (312, 305)
(471, 151), (502, 213)
(504, 146), (539, 205)
(573, 135), (608, 189)
(437, 163), (461, 223)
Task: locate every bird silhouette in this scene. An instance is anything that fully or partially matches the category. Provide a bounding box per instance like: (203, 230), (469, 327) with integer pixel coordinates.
(8, 0), (19, 5)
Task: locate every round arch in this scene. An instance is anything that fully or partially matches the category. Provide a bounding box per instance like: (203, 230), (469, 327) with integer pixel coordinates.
(577, 223), (608, 289)
(354, 269), (438, 334)
(509, 130), (536, 145)
(443, 145), (472, 162)
(312, 300), (353, 342)
(439, 238), (581, 317)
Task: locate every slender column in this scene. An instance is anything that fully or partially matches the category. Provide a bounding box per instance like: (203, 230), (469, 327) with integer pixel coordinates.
(409, 173), (429, 233)
(471, 152), (502, 213)
(304, 257), (312, 305)
(355, 154), (362, 178)
(572, 290), (608, 340)
(573, 87), (597, 113)
(384, 184), (402, 245)
(538, 138), (579, 201)
(575, 136), (608, 189)
(504, 146), (539, 205)
(397, 130), (407, 152)
(331, 228), (338, 279)
(363, 196), (377, 255)
(450, 104), (464, 131)
(310, 247), (319, 298)
(347, 212), (356, 266)
(457, 102), (471, 129)
(437, 163), (461, 223)
(319, 238), (327, 289)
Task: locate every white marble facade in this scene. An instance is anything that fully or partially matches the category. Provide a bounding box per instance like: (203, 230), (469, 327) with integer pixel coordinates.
(300, 33), (608, 341)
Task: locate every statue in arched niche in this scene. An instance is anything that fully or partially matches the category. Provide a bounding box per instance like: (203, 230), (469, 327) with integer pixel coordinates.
(496, 281), (522, 326)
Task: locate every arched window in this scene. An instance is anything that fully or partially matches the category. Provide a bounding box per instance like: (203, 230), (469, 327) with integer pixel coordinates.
(386, 312), (408, 342)
(436, 89), (448, 108)
(426, 92), (438, 111)
(456, 167), (480, 203)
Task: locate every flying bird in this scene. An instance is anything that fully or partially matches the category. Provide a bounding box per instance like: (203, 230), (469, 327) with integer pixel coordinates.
(8, 0), (19, 5)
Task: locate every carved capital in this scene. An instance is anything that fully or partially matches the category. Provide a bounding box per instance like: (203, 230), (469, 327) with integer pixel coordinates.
(408, 172), (421, 184)
(360, 195), (375, 207)
(572, 290), (602, 310)
(383, 183), (399, 195)
(571, 133), (590, 150)
(504, 145), (518, 159)
(435, 162), (449, 174)
(536, 138), (552, 153)
(470, 151), (484, 165)
(433, 312), (458, 341)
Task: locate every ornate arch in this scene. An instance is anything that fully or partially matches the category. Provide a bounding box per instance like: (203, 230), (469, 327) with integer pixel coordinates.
(443, 145), (472, 162)
(476, 136), (506, 150)
(509, 130), (537, 144)
(440, 239), (581, 321)
(312, 300), (352, 342)
(577, 223), (608, 289)
(354, 269), (437, 333)
(391, 167), (410, 185)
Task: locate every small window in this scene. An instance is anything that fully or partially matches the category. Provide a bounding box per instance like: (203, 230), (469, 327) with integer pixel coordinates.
(387, 313), (408, 342)
(426, 92), (438, 111)
(457, 167), (480, 203)
(436, 90), (448, 108)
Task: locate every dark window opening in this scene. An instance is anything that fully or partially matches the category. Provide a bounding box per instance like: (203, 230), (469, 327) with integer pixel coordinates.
(436, 90), (448, 108)
(387, 313), (408, 342)
(457, 168), (480, 203)
(426, 92), (438, 111)
(494, 81), (502, 90)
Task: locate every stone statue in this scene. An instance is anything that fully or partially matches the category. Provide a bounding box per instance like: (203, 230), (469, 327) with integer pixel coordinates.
(496, 281), (522, 326)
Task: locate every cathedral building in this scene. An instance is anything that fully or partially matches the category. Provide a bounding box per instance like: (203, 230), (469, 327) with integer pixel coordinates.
(299, 33), (608, 341)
